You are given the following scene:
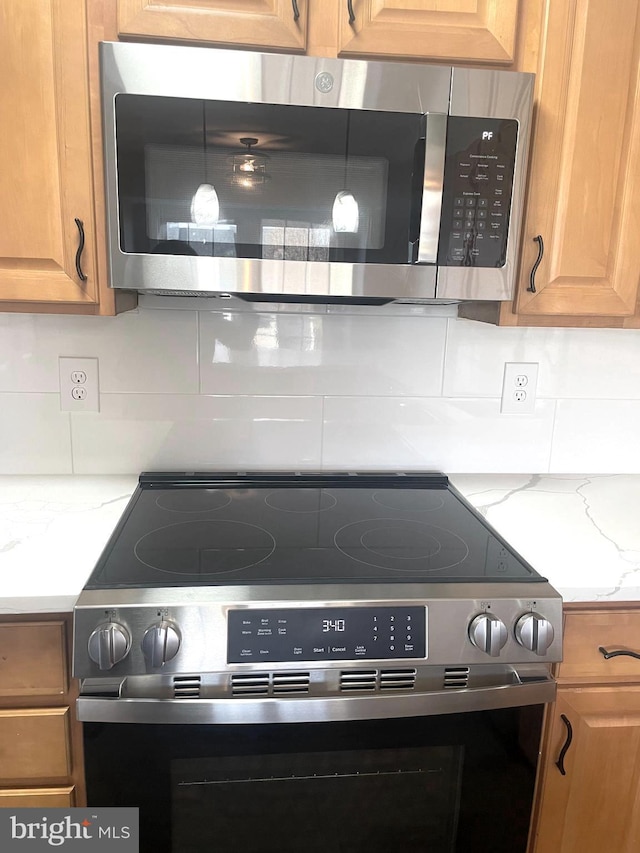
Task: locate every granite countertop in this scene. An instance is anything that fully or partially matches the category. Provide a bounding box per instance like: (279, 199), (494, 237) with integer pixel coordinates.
(1, 474), (639, 614)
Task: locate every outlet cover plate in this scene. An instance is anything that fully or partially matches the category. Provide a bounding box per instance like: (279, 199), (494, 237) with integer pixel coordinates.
(59, 357), (100, 412)
(501, 362), (538, 414)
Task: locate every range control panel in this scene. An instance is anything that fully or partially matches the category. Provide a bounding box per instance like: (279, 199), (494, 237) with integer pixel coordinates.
(227, 607), (426, 663)
(437, 116), (518, 269)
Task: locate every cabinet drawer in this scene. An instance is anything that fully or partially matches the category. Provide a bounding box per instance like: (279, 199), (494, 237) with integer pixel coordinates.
(0, 708), (71, 784)
(558, 610), (640, 683)
(0, 787), (75, 808)
(0, 622), (67, 698)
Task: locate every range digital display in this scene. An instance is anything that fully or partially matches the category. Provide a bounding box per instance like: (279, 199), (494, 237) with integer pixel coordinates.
(227, 606), (427, 663)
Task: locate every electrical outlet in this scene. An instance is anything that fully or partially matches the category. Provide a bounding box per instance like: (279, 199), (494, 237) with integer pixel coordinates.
(59, 357), (100, 412)
(501, 362), (538, 414)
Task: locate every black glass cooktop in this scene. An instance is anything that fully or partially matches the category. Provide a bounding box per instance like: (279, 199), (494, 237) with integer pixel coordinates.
(84, 473), (544, 589)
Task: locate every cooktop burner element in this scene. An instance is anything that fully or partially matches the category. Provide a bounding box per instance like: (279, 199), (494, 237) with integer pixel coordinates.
(333, 518), (469, 573)
(83, 473), (543, 588)
(134, 520), (276, 576)
(264, 488), (337, 513)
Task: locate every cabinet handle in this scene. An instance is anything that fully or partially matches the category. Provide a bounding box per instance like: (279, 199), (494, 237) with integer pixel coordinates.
(598, 645), (640, 661)
(347, 0), (356, 25)
(74, 218), (87, 282)
(527, 234), (543, 293)
(291, 0), (300, 21)
(555, 714), (573, 776)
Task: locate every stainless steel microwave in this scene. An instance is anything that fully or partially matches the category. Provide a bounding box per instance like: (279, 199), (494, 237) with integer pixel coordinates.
(100, 41), (534, 304)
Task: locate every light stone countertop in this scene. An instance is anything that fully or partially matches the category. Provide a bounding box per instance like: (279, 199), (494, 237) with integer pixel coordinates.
(1, 474), (638, 614)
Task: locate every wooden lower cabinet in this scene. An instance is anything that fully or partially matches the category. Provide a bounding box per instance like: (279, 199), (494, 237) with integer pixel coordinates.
(0, 788), (75, 808)
(530, 605), (640, 852)
(0, 615), (85, 808)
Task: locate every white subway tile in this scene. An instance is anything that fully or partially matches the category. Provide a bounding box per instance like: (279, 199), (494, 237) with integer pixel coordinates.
(0, 395), (72, 473)
(539, 329), (640, 399)
(551, 399), (640, 471)
(0, 309), (198, 394)
(443, 318), (561, 397)
(444, 318), (640, 400)
(322, 397), (555, 473)
(70, 394), (323, 474)
(200, 311), (447, 396)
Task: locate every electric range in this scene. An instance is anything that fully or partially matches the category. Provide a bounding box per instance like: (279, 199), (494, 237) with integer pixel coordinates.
(73, 472), (562, 724)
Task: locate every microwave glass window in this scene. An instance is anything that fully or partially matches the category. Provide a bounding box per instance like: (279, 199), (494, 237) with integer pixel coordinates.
(114, 95), (426, 265)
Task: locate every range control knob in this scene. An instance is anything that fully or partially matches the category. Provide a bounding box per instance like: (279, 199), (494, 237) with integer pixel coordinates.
(88, 622), (131, 671)
(141, 621), (181, 668)
(468, 613), (508, 657)
(515, 612), (555, 655)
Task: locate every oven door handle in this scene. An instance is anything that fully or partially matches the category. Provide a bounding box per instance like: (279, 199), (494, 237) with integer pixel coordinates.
(77, 669), (555, 725)
(415, 112), (447, 265)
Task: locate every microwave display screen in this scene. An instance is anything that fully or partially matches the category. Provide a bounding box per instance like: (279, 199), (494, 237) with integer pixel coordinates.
(114, 95), (426, 265)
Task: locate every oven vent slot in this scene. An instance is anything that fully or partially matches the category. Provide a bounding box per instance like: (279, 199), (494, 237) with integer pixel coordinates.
(380, 669), (416, 690)
(272, 672), (310, 695)
(443, 667), (470, 689)
(340, 670), (378, 692)
(173, 676), (202, 699)
(231, 673), (270, 696)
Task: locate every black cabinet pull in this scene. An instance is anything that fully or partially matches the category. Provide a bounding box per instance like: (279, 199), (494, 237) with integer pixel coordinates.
(599, 645), (640, 661)
(347, 0), (356, 24)
(555, 714), (573, 776)
(292, 0), (300, 21)
(74, 218), (87, 282)
(527, 234), (543, 293)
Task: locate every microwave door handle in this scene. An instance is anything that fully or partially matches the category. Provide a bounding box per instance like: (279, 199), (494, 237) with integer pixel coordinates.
(415, 113), (447, 265)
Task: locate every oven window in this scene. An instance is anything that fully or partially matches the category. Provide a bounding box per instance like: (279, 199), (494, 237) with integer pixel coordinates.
(114, 95), (425, 264)
(84, 708), (541, 853)
(173, 746), (462, 852)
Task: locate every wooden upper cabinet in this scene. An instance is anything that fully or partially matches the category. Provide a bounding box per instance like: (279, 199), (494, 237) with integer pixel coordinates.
(117, 1), (308, 51)
(512, 0), (640, 321)
(0, 0), (99, 306)
(116, 1), (523, 65)
(335, 0), (519, 65)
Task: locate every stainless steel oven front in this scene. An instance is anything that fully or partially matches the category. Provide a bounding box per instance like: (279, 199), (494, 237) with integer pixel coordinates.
(73, 472), (561, 853)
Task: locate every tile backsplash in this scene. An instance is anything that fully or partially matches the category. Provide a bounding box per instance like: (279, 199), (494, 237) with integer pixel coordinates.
(1, 300), (640, 474)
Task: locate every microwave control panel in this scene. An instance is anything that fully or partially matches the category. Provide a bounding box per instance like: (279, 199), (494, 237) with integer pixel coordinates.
(227, 606), (426, 663)
(437, 117), (518, 269)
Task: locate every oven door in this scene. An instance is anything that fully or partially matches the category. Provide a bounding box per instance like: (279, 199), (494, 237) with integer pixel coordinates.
(83, 706), (542, 853)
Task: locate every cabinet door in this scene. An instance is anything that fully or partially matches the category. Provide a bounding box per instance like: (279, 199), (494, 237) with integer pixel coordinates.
(335, 0), (519, 64)
(0, 0), (98, 306)
(0, 622), (67, 699)
(0, 708), (71, 785)
(533, 688), (640, 852)
(117, 1), (307, 51)
(513, 0), (640, 320)
(0, 787), (75, 808)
